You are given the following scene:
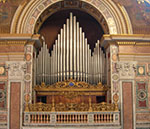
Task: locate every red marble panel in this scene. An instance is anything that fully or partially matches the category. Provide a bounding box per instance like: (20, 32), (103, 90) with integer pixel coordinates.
(138, 82), (146, 90)
(10, 82), (20, 129)
(139, 100), (146, 107)
(123, 82), (133, 129)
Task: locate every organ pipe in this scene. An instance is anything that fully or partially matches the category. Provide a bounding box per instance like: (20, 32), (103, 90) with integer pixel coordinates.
(35, 13), (106, 85)
(70, 13), (73, 78)
(77, 22), (80, 81)
(66, 19), (69, 80)
(80, 27), (83, 81)
(63, 24), (66, 80)
(74, 16), (77, 80)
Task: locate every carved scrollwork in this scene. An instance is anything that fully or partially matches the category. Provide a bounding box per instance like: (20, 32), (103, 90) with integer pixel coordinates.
(26, 101), (118, 112)
(76, 103), (89, 111)
(57, 91), (84, 99)
(92, 102), (115, 111)
(55, 103), (89, 112)
(34, 79), (108, 92)
(28, 102), (52, 112)
(55, 103), (67, 111)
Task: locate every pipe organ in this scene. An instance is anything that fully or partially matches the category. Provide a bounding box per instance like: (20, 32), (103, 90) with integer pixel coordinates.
(35, 13), (106, 85)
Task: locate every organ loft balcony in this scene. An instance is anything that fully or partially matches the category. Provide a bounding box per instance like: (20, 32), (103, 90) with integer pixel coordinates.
(23, 79), (120, 127)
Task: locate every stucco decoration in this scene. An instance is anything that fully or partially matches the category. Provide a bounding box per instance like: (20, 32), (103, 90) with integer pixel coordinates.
(116, 62), (137, 79)
(11, 0), (133, 34)
(6, 61), (26, 80)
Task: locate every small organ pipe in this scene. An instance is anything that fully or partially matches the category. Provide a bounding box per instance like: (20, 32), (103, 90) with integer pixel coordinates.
(85, 39), (88, 82)
(60, 29), (63, 81)
(102, 52), (105, 82)
(44, 44), (47, 83)
(76, 22), (80, 81)
(36, 58), (38, 84)
(63, 24), (66, 80)
(80, 27), (83, 81)
(82, 32), (85, 82)
(49, 56), (51, 84)
(51, 55), (54, 84)
(74, 16), (77, 80)
(100, 48), (102, 82)
(55, 40), (58, 81)
(53, 45), (56, 83)
(97, 41), (100, 83)
(39, 52), (41, 83)
(58, 34), (60, 81)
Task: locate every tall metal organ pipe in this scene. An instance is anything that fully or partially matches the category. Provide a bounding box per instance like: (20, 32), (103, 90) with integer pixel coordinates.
(35, 13), (106, 85)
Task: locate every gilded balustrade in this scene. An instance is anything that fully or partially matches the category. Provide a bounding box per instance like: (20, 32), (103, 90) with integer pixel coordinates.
(24, 111), (120, 125)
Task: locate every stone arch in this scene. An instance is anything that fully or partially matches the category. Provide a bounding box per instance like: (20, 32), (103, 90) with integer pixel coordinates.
(10, 0), (133, 34)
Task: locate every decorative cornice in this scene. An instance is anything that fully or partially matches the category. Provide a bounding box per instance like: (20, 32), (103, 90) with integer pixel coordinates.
(101, 34), (150, 48)
(0, 34), (42, 48)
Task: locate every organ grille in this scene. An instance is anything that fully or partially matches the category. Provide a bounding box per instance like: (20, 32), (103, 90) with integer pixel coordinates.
(35, 13), (106, 85)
